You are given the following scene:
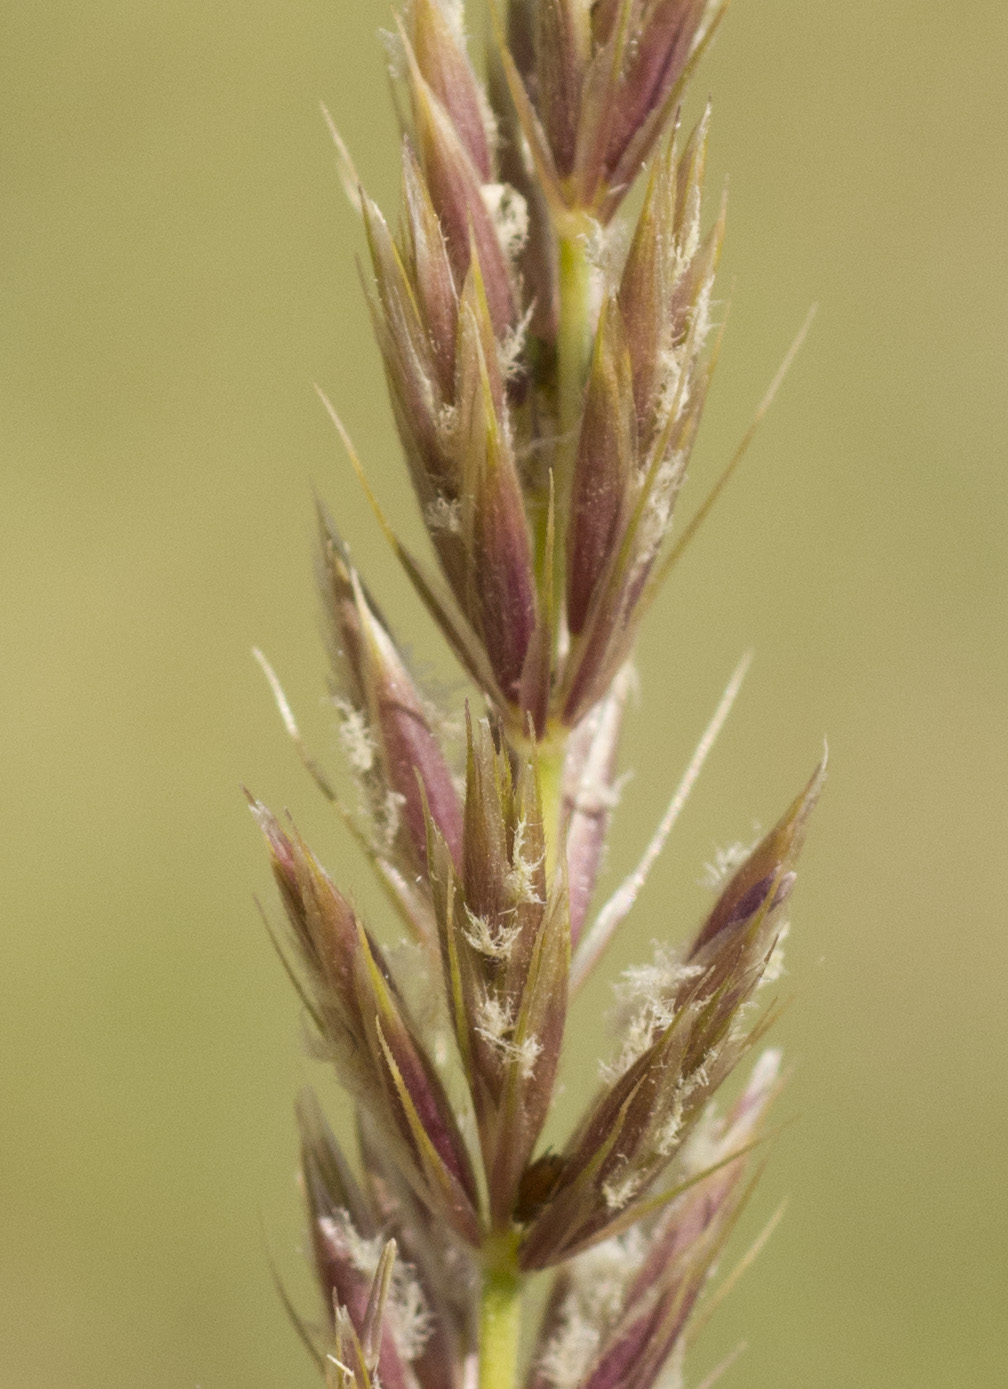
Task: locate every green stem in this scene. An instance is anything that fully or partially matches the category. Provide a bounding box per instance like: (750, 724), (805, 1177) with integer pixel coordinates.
(536, 729), (566, 883)
(553, 220), (595, 623)
(478, 1239), (523, 1389)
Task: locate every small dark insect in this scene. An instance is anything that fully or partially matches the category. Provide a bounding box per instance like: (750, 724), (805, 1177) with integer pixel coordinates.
(515, 1151), (567, 1222)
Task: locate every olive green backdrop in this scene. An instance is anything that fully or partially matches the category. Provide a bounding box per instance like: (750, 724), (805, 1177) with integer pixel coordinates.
(2, 3), (1005, 1386)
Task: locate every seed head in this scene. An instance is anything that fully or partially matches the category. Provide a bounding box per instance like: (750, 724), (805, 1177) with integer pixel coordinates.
(252, 1), (820, 1383)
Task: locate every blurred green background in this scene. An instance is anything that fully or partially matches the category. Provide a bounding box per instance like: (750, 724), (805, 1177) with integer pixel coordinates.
(2, 2), (1005, 1385)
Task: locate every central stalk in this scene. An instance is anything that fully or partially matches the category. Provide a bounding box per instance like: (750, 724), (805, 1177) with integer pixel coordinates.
(478, 1234), (523, 1389)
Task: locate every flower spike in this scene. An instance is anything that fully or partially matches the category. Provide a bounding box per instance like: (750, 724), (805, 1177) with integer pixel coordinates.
(249, 4), (820, 1386)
